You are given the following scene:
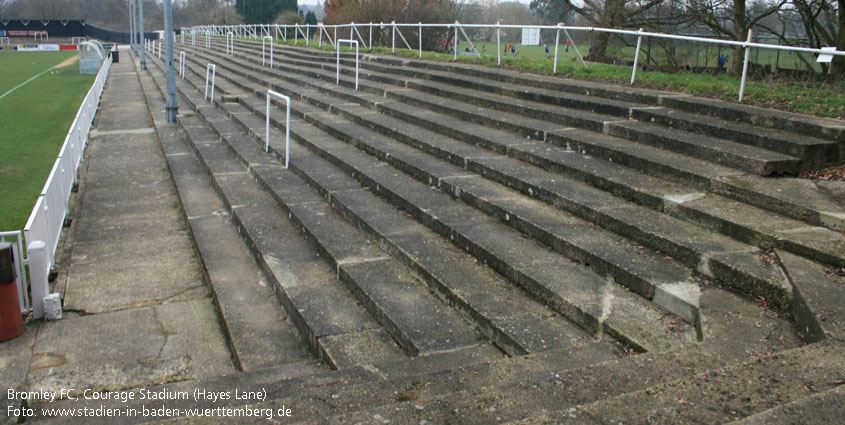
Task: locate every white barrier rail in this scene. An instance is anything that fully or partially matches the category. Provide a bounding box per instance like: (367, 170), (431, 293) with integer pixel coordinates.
(194, 21), (845, 102)
(337, 39), (359, 90)
(2, 51), (112, 319)
(266, 90), (291, 168)
(205, 63), (216, 102)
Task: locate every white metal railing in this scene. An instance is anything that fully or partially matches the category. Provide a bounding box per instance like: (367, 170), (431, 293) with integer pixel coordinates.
(0, 51), (112, 319)
(192, 21), (845, 102)
(266, 90), (291, 167)
(205, 63), (216, 102)
(179, 51), (186, 78)
(337, 39), (359, 90)
(263, 36), (274, 67)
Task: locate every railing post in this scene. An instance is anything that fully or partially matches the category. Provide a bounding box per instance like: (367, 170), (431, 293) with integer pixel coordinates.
(179, 51), (185, 78)
(263, 36), (273, 67)
(27, 241), (47, 320)
(392, 21), (396, 53)
(553, 24), (560, 73)
(369, 23), (373, 52)
(738, 29), (753, 102)
(337, 39), (359, 90)
(205, 64), (216, 102)
(454, 21), (459, 61)
(497, 21), (501, 66)
(295, 23), (298, 44)
(419, 22), (423, 58)
(631, 28), (644, 84)
(306, 24), (310, 46)
(265, 90), (291, 168)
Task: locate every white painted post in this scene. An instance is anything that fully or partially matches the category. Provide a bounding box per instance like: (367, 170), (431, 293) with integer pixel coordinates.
(337, 39), (359, 90)
(454, 22), (459, 61)
(263, 36), (274, 67)
(306, 25), (310, 46)
(631, 28), (643, 84)
(226, 32), (234, 55)
(419, 22), (423, 58)
(205, 64), (216, 102)
(369, 23), (373, 52)
(319, 23), (323, 47)
(265, 90), (291, 168)
(497, 21), (501, 66)
(295, 24), (298, 44)
(27, 241), (47, 320)
(392, 21), (396, 53)
(738, 29), (753, 102)
(179, 51), (185, 78)
(553, 24), (560, 74)
(157, 39), (161, 58)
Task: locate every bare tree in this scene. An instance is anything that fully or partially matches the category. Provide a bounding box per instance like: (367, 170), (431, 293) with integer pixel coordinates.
(529, 0), (663, 61)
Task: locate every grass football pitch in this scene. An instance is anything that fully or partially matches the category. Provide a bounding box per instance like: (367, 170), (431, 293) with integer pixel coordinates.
(0, 51), (96, 231)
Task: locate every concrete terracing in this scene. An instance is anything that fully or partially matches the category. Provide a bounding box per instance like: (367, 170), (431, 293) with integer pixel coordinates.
(2, 42), (844, 423)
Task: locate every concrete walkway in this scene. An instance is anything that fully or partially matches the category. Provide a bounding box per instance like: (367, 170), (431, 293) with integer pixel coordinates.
(1, 51), (235, 419)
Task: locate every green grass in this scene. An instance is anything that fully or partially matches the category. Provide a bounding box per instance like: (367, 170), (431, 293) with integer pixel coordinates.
(256, 36), (845, 118)
(0, 51), (78, 95)
(0, 55), (95, 231)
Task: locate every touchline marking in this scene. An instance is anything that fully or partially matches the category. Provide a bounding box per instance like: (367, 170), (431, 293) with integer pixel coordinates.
(0, 66), (55, 101)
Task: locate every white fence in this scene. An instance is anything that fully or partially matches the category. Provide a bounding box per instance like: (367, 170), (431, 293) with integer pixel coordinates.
(0, 52), (112, 319)
(189, 22), (844, 102)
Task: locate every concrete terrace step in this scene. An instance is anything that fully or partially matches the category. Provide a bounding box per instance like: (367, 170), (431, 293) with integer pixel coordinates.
(605, 120), (801, 176)
(177, 43), (831, 341)
(136, 67), (319, 373)
(171, 45), (803, 357)
(145, 56), (441, 369)
(661, 95), (845, 144)
(361, 52), (845, 149)
(114, 45), (832, 425)
(631, 107), (840, 168)
(216, 40), (845, 231)
(269, 43), (832, 176)
(178, 44), (833, 318)
(161, 46), (702, 353)
(145, 49), (629, 358)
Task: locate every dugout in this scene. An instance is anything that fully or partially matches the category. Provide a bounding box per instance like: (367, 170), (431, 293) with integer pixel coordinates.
(78, 41), (105, 74)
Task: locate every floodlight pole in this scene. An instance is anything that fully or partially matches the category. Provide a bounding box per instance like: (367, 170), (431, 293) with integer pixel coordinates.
(164, 0), (178, 122)
(138, 0), (146, 70)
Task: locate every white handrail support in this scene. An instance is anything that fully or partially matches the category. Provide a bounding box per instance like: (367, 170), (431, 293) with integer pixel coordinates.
(263, 36), (274, 67)
(179, 51), (186, 78)
(265, 90), (291, 168)
(226, 32), (234, 55)
(337, 39), (359, 90)
(205, 63), (216, 102)
(631, 28), (644, 84)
